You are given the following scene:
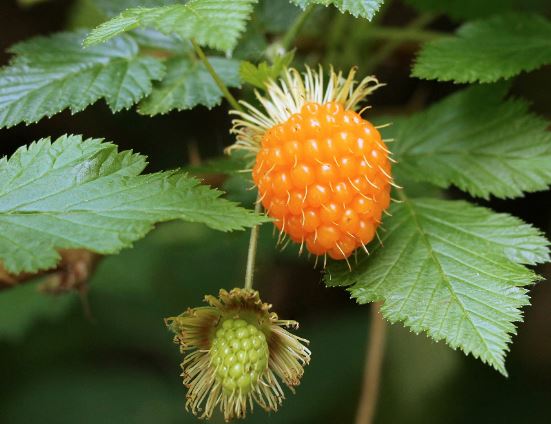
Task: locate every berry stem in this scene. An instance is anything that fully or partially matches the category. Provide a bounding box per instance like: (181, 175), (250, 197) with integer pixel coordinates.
(191, 39), (243, 112)
(281, 4), (316, 51)
(355, 302), (386, 424)
(364, 13), (437, 73)
(360, 25), (447, 42)
(244, 197), (263, 290)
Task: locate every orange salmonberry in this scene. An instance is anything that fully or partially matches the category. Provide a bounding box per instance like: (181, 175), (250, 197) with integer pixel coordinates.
(230, 67), (394, 262)
(252, 101), (391, 260)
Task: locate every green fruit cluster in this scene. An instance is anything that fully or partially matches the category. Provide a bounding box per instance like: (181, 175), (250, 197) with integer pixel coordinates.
(211, 318), (269, 394)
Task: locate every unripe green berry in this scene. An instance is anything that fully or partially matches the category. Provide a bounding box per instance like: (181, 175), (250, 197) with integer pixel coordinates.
(166, 288), (311, 421)
(211, 318), (269, 394)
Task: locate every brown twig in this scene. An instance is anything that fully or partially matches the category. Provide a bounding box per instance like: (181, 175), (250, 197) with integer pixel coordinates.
(0, 249), (101, 292)
(355, 302), (387, 424)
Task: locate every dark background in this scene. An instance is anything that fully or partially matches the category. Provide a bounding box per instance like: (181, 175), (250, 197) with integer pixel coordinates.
(1, 1), (551, 423)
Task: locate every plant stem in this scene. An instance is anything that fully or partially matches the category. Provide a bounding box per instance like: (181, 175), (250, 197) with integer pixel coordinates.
(191, 39), (243, 112)
(364, 13), (437, 72)
(244, 198), (262, 290)
(355, 302), (387, 424)
(281, 4), (316, 51)
(361, 25), (446, 42)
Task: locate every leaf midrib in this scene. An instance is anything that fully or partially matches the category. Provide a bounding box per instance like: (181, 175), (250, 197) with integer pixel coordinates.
(399, 193), (501, 367)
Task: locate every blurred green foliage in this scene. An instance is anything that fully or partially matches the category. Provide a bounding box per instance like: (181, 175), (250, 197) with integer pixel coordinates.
(0, 221), (462, 423)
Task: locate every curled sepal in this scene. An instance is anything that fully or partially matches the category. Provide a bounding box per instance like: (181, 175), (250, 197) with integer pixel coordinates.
(165, 288), (311, 421)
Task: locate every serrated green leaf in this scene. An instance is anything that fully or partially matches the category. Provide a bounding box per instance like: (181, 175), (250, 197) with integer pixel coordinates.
(403, 0), (514, 20)
(239, 51), (294, 89)
(93, 1), (189, 52)
(326, 197), (549, 374)
(84, 0), (258, 53)
(290, 0), (383, 20)
(0, 31), (165, 129)
(0, 135), (268, 274)
(139, 56), (240, 115)
(390, 84), (551, 199)
(412, 14), (551, 83)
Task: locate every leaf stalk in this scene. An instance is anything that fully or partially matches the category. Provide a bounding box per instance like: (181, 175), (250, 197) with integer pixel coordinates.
(191, 39), (243, 112)
(355, 302), (387, 424)
(281, 4), (316, 51)
(364, 13), (437, 72)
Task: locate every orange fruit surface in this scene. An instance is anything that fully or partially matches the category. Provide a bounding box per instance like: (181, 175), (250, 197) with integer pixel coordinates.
(252, 101), (392, 260)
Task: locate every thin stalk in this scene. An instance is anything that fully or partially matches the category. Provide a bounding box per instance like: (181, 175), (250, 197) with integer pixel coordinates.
(281, 4), (316, 51)
(244, 198), (262, 290)
(355, 302), (387, 424)
(191, 39), (243, 112)
(364, 13), (437, 72)
(360, 25), (446, 42)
